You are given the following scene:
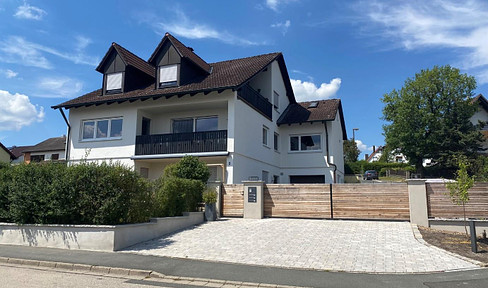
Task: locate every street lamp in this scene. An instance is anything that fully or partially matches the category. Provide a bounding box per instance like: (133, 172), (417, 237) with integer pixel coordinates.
(352, 128), (359, 141)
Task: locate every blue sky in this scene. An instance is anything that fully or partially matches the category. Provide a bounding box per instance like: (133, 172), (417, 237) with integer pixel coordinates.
(1, 0), (488, 159)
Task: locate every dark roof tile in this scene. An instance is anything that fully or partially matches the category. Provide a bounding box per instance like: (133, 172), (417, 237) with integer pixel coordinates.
(23, 136), (66, 153)
(54, 52), (281, 109)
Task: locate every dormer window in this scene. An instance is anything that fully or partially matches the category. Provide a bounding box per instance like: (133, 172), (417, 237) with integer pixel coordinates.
(159, 64), (178, 87)
(106, 72), (123, 93)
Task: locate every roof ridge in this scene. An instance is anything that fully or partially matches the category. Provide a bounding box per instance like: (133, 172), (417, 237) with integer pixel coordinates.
(165, 33), (211, 72)
(210, 52), (281, 65)
(112, 42), (153, 68)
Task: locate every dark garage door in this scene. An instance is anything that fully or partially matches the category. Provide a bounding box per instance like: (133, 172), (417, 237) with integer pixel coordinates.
(289, 175), (325, 184)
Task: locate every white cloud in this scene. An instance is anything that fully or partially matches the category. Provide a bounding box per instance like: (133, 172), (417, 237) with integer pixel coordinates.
(0, 90), (44, 131)
(291, 78), (341, 102)
(0, 36), (98, 69)
(14, 2), (46, 20)
(355, 139), (373, 153)
(36, 77), (83, 98)
(145, 9), (265, 46)
(359, 0), (488, 84)
(271, 20), (291, 35)
(2, 69), (18, 79)
(266, 0), (298, 12)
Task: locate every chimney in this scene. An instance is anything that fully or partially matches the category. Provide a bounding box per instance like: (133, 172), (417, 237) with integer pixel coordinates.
(187, 46), (194, 52)
(373, 145), (376, 153)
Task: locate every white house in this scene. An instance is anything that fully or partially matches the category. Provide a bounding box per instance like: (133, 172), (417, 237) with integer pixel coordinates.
(471, 94), (488, 152)
(22, 136), (66, 163)
(53, 33), (347, 184)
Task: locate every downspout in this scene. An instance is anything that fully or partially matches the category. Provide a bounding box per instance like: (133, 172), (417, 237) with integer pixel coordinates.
(57, 108), (71, 164)
(324, 122), (337, 183)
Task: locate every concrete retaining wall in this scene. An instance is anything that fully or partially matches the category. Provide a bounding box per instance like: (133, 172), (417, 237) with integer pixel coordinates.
(429, 219), (488, 237)
(0, 212), (203, 251)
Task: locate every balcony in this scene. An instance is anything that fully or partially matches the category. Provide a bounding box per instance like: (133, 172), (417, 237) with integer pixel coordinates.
(237, 84), (272, 120)
(135, 130), (227, 155)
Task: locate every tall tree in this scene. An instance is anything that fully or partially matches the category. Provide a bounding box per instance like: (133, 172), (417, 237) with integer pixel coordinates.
(343, 139), (360, 163)
(382, 65), (483, 174)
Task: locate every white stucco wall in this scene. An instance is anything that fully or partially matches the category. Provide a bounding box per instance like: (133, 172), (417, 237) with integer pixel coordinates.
(30, 150), (66, 161)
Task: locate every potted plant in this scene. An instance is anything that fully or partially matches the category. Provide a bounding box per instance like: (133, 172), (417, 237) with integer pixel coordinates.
(202, 188), (218, 221)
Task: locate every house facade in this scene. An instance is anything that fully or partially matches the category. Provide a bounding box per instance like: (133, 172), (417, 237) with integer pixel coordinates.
(53, 33), (346, 184)
(0, 142), (14, 164)
(22, 136), (66, 163)
(472, 94), (488, 152)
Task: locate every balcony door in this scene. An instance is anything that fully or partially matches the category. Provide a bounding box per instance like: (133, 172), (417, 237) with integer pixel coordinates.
(142, 117), (151, 135)
(172, 116), (218, 133)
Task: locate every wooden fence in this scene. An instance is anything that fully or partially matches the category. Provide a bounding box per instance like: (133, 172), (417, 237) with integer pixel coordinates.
(427, 183), (488, 219)
(222, 183), (409, 220)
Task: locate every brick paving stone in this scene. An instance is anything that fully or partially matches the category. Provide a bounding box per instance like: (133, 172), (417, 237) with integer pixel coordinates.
(122, 218), (479, 273)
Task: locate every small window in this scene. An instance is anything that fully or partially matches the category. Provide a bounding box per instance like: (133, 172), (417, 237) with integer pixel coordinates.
(31, 155), (45, 162)
(159, 64), (178, 87)
(262, 170), (269, 183)
(273, 175), (279, 184)
(262, 126), (269, 146)
(51, 154), (59, 160)
(290, 135), (321, 152)
(140, 167), (149, 179)
(274, 132), (279, 151)
(106, 72), (122, 92)
(273, 91), (279, 109)
(82, 118), (123, 141)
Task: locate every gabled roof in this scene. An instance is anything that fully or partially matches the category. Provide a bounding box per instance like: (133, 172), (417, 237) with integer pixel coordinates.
(277, 99), (347, 140)
(148, 33), (211, 74)
(96, 42), (155, 78)
(8, 145), (34, 159)
(23, 136), (66, 153)
(473, 94), (488, 112)
(0, 142), (15, 160)
(366, 146), (384, 162)
(53, 52), (289, 109)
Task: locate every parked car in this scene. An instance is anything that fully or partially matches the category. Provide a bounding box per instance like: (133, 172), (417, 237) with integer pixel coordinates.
(363, 170), (378, 180)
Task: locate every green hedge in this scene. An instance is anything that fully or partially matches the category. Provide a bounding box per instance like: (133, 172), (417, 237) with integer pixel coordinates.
(0, 162), (152, 225)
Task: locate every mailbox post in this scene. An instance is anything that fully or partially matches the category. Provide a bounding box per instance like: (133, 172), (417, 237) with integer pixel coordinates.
(243, 181), (264, 219)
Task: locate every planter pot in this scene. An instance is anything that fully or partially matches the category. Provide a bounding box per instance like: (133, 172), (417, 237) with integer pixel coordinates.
(204, 203), (217, 221)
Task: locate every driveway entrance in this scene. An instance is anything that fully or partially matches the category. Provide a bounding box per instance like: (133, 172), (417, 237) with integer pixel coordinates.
(123, 218), (479, 273)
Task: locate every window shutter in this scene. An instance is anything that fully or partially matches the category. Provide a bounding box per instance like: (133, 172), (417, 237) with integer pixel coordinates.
(106, 73), (122, 90)
(160, 65), (178, 83)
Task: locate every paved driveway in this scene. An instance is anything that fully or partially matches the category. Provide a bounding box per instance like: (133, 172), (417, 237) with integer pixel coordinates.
(123, 218), (479, 273)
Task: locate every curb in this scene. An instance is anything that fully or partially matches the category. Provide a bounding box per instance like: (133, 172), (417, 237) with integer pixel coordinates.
(411, 224), (488, 268)
(0, 256), (307, 288)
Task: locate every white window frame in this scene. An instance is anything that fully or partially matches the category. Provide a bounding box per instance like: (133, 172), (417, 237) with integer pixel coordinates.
(262, 126), (269, 147)
(289, 134), (322, 152)
(106, 72), (123, 92)
(274, 132), (279, 151)
(81, 117), (123, 142)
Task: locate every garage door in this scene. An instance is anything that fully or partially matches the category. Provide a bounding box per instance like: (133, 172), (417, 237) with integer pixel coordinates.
(289, 175), (325, 184)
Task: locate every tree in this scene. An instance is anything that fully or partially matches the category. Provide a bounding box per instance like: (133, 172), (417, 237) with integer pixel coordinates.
(382, 65), (483, 175)
(446, 157), (474, 236)
(343, 139), (360, 163)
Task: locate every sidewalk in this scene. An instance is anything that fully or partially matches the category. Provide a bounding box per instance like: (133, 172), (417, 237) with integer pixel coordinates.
(0, 244), (487, 288)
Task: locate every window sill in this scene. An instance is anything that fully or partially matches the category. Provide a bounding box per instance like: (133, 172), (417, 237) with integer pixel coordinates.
(263, 144), (271, 149)
(288, 150), (323, 154)
(80, 137), (122, 143)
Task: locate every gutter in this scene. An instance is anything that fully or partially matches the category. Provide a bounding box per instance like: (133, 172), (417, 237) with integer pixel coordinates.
(56, 108), (71, 164)
(324, 122), (337, 183)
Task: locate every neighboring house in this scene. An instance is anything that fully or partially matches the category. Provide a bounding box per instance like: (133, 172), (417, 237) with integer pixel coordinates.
(0, 142), (15, 163)
(52, 33), (347, 184)
(8, 145), (34, 164)
(471, 93), (488, 152)
(366, 145), (407, 164)
(22, 136), (66, 163)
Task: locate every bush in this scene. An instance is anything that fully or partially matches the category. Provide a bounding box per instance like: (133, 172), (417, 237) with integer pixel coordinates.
(344, 160), (414, 175)
(0, 162), (152, 225)
(202, 188), (217, 204)
(153, 177), (204, 217)
(164, 155), (210, 183)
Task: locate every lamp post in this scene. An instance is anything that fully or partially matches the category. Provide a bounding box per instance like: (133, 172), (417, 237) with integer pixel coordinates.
(352, 128), (359, 141)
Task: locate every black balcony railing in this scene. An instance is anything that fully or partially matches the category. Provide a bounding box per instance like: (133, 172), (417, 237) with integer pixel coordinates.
(135, 130), (227, 155)
(237, 84), (272, 120)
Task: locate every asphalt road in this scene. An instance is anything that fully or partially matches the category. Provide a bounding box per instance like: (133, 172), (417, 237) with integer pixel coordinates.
(0, 245), (487, 288)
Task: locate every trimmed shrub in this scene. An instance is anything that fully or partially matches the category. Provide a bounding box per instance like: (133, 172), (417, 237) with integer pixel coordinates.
(165, 155), (210, 183)
(1, 162), (152, 225)
(154, 177), (204, 217)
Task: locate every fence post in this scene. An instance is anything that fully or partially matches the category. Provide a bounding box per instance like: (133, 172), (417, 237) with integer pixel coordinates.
(329, 184), (333, 219)
(406, 179), (429, 227)
(207, 181), (222, 218)
(243, 181), (264, 219)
